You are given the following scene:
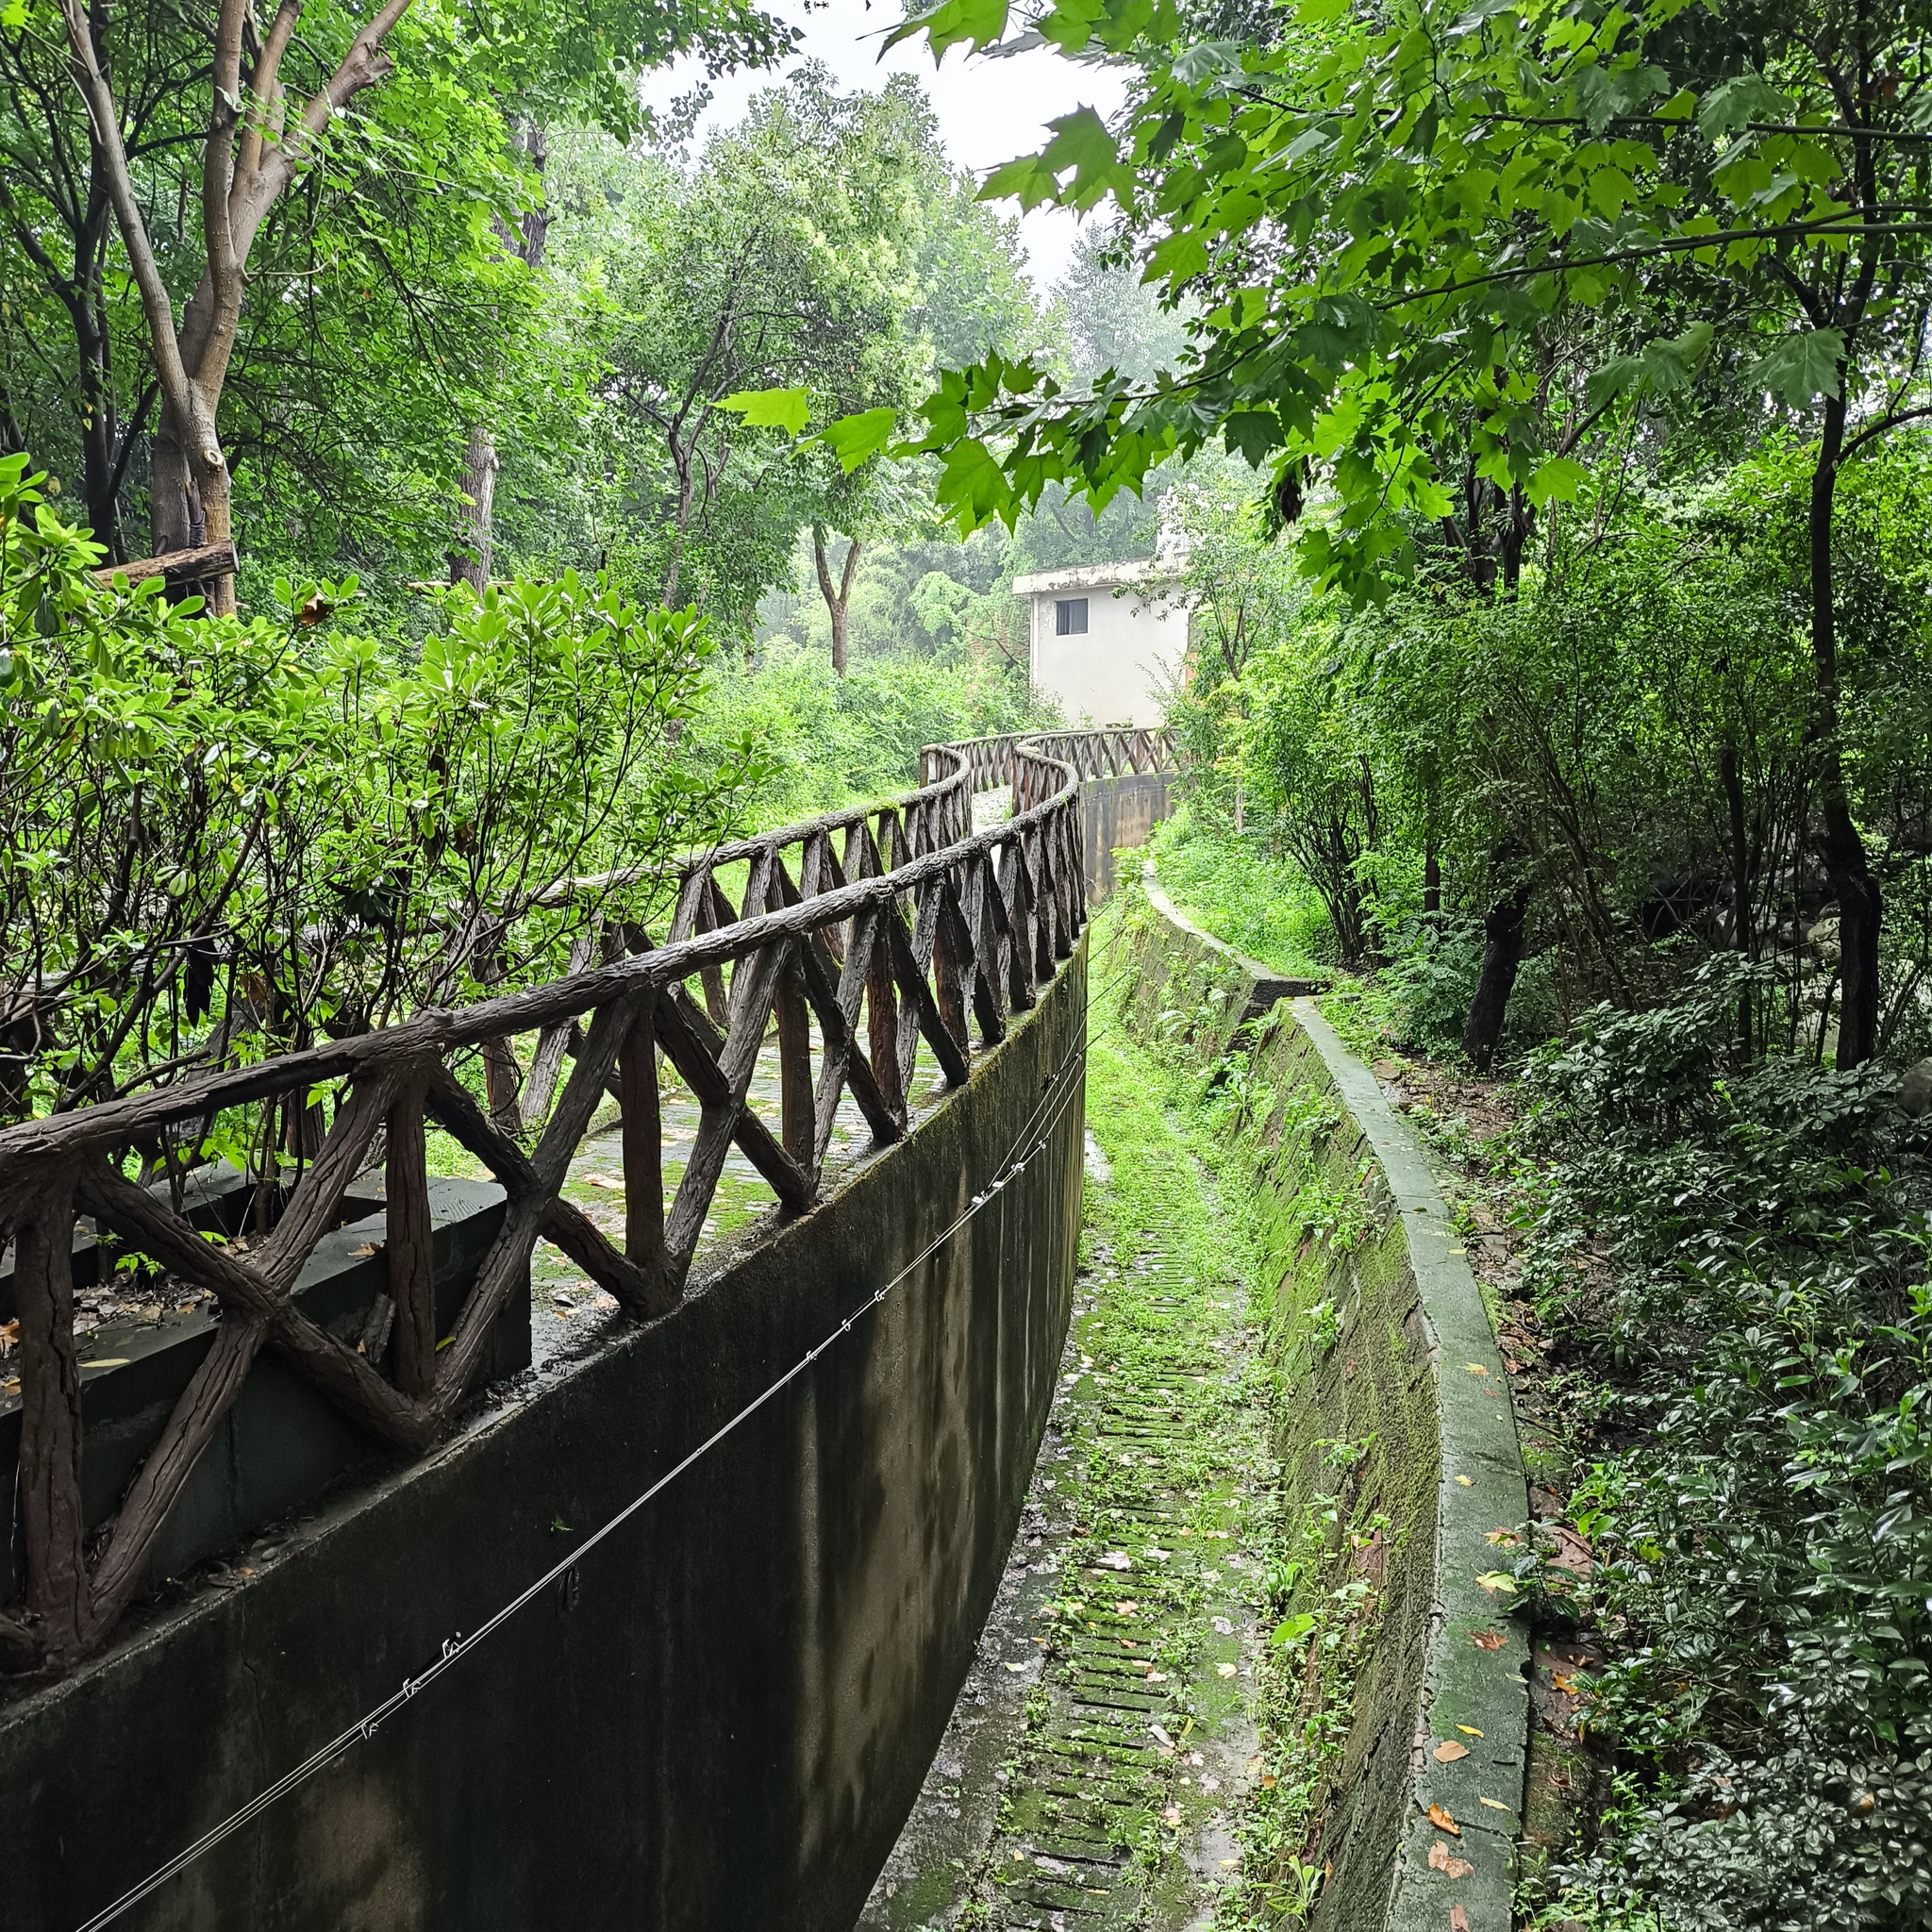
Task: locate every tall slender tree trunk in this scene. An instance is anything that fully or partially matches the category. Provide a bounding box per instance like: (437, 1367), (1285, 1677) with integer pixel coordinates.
(448, 119), (547, 593)
(813, 525), (862, 677)
(60, 0), (419, 614)
(1807, 396), (1881, 1068)
(449, 424), (501, 591)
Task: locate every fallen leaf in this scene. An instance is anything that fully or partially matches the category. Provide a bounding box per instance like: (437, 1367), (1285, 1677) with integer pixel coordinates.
(1454, 1474), (1474, 1488)
(1427, 1840), (1452, 1872)
(1452, 1906), (1471, 1930)
(1474, 1571), (1519, 1594)
(1457, 1725), (1484, 1738)
(1426, 1804), (1460, 1835)
(1216, 1662), (1238, 1678)
(1552, 1672), (1578, 1693)
(1485, 1527), (1522, 1546)
(1146, 1669), (1168, 1682)
(1470, 1630), (1507, 1651)
(1114, 1600), (1139, 1614)
(1465, 1363), (1491, 1376)
(1479, 1797), (1510, 1813)
(1162, 1806), (1183, 1826)
(1447, 1857), (1474, 1878)
(1097, 1551), (1133, 1571)
(1432, 1740), (1469, 1763)
(584, 1174), (623, 1191)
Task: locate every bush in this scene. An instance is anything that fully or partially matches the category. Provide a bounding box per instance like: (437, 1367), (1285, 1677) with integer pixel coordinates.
(1516, 958), (1932, 1927)
(0, 454), (751, 1116)
(683, 638), (1058, 825)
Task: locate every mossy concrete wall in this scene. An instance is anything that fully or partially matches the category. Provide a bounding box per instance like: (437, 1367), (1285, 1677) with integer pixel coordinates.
(0, 945), (1087, 1932)
(1109, 871), (1529, 1932)
(1080, 770), (1172, 901)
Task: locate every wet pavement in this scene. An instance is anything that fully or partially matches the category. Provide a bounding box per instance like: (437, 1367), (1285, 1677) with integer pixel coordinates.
(857, 1122), (1272, 1932)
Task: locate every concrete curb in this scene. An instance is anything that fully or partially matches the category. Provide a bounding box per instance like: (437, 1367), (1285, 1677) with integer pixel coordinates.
(1140, 863), (1529, 1932)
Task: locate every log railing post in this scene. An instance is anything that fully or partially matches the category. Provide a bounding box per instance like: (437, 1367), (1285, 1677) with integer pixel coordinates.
(15, 1174), (90, 1657)
(386, 1082), (438, 1398)
(618, 991), (665, 1292)
(775, 945), (814, 1174)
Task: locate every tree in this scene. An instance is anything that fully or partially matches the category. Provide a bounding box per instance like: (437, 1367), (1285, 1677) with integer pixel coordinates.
(550, 65), (1042, 652)
(3, 0), (787, 597)
(893, 0), (1932, 1064)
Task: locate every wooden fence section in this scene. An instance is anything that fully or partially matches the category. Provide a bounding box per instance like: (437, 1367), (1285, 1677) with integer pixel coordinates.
(919, 725), (1174, 803)
(0, 732), (1155, 1672)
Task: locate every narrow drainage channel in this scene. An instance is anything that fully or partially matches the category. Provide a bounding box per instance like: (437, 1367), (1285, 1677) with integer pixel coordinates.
(859, 1029), (1275, 1931)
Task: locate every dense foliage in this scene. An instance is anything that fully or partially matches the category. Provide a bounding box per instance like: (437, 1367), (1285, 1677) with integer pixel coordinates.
(0, 453), (758, 1121)
(1511, 966), (1932, 1928)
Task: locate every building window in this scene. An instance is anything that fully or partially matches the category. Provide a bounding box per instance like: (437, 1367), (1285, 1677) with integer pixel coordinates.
(1054, 597), (1089, 636)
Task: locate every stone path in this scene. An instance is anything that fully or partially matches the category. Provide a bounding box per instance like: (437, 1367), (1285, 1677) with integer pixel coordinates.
(859, 1070), (1274, 1932)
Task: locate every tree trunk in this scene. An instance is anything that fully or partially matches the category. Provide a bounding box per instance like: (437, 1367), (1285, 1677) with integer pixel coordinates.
(448, 422), (500, 591)
(1461, 878), (1531, 1074)
(1807, 395), (1880, 1069)
(448, 119), (547, 593)
(151, 396), (235, 612)
(62, 0), (419, 617)
(813, 525), (862, 676)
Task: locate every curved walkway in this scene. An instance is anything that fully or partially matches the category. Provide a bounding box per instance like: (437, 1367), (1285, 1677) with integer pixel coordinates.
(859, 989), (1271, 1931)
(862, 861), (1533, 1932)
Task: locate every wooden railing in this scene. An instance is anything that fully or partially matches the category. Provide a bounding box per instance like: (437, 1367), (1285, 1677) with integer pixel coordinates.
(920, 725), (1175, 802)
(0, 732), (1125, 1670)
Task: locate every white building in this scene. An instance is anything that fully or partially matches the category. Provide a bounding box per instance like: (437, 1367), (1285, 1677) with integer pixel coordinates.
(1011, 559), (1189, 729)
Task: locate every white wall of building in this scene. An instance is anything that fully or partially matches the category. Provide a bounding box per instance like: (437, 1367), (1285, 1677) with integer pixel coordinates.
(1014, 561), (1188, 728)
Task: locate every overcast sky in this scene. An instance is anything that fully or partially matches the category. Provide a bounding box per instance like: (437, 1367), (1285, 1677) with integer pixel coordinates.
(639, 0), (1129, 292)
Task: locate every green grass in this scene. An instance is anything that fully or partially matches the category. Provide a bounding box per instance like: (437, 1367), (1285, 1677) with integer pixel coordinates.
(1144, 808), (1329, 980)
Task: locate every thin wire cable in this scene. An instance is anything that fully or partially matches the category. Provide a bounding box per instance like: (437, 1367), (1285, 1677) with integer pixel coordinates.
(76, 1024), (1092, 1932)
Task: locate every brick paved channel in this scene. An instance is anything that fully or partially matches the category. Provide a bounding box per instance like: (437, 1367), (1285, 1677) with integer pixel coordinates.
(858, 1031), (1275, 1931)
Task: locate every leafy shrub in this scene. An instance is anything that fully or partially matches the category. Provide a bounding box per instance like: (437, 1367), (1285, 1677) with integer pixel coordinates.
(1518, 957), (1932, 1926)
(0, 454), (753, 1116)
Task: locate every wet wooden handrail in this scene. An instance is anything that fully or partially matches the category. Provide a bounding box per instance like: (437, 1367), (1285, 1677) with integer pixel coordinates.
(0, 729), (1176, 1668)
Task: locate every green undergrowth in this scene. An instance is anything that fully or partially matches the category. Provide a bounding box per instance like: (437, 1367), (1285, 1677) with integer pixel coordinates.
(1143, 809), (1327, 982)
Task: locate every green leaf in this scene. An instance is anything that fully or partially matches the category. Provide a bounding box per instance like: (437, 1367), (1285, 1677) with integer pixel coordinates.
(1525, 454), (1587, 508)
(1223, 410), (1282, 466)
(1696, 71), (1793, 142)
(816, 408), (898, 474)
(1750, 328), (1845, 407)
(716, 387), (810, 436)
(884, 0), (1010, 58)
(1034, 108), (1125, 209)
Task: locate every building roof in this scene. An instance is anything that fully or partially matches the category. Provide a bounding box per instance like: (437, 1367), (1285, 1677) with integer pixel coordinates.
(1010, 558), (1182, 597)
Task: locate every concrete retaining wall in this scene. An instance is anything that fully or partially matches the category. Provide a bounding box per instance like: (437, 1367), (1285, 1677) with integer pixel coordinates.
(1108, 871), (1528, 1932)
(0, 944), (1088, 1932)
(1079, 771), (1171, 902)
